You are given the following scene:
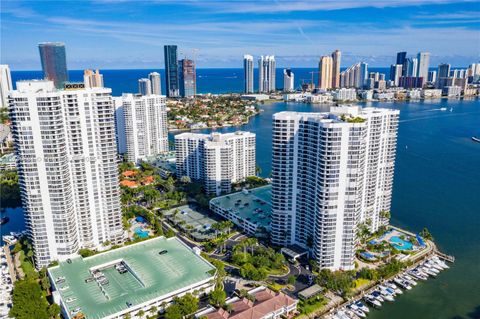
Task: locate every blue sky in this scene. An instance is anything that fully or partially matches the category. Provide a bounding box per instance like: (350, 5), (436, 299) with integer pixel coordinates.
(1, 0), (479, 70)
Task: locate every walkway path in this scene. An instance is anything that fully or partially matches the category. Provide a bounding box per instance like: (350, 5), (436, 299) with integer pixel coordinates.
(3, 246), (16, 283)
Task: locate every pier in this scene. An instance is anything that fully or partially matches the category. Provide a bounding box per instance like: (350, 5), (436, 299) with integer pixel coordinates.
(434, 250), (455, 263)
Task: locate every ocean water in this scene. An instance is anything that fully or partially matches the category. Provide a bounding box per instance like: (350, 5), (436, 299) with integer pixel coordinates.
(6, 69), (480, 318)
(10, 67), (391, 95)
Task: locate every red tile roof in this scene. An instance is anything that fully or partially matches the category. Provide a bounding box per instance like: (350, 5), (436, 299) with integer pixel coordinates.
(206, 289), (297, 319)
(120, 180), (139, 188)
(122, 170), (137, 177)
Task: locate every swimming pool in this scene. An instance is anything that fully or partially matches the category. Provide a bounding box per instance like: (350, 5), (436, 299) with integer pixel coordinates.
(134, 227), (149, 238)
(390, 236), (413, 251)
(360, 252), (377, 261)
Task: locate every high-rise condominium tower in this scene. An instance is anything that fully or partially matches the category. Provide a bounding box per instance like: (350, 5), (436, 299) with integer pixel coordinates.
(115, 94), (168, 163)
(138, 78), (152, 96)
(243, 55), (254, 93)
(258, 55), (276, 93)
(331, 50), (341, 88)
(164, 45), (179, 97)
(175, 132), (256, 195)
(149, 72), (161, 95)
(417, 52), (430, 81)
(270, 106), (399, 270)
(179, 59), (196, 98)
(390, 64), (403, 87)
(9, 80), (123, 268)
(428, 70), (437, 83)
(0, 65), (12, 108)
(38, 42), (68, 89)
(83, 69), (104, 88)
(438, 63), (451, 78)
(318, 56), (333, 90)
(396, 51), (407, 65)
(404, 58), (418, 77)
(283, 69), (294, 92)
(339, 62), (368, 89)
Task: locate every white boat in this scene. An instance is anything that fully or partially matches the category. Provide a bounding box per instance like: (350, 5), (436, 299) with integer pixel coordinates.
(394, 278), (412, 290)
(348, 304), (367, 317)
(426, 260), (444, 271)
(365, 295), (382, 307)
(378, 289), (395, 301)
(440, 107), (447, 111)
(431, 257), (450, 269)
(402, 274), (418, 285)
(421, 266), (438, 277)
(335, 310), (351, 319)
(408, 269), (428, 280)
(354, 300), (369, 313)
(371, 291), (385, 302)
(380, 284), (397, 296)
(345, 309), (360, 319)
(423, 263), (440, 274)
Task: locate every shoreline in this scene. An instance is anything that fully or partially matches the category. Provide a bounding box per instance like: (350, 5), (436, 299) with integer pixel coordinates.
(167, 95), (478, 133)
(310, 224), (455, 319)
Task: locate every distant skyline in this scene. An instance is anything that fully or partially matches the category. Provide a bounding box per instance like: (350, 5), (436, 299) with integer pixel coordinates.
(1, 0), (479, 70)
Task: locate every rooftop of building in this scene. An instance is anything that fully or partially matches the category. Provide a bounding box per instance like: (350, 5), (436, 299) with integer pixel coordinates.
(210, 185), (272, 229)
(203, 287), (297, 319)
(273, 105), (398, 123)
(48, 237), (215, 319)
(0, 153), (15, 165)
(175, 131), (255, 142)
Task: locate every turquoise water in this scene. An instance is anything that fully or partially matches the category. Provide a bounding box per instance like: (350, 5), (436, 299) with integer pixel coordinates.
(134, 227), (149, 238)
(390, 236), (414, 251)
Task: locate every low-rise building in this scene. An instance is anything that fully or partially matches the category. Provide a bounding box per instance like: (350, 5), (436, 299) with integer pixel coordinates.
(0, 152), (15, 171)
(443, 86), (462, 97)
(359, 90), (373, 100)
(306, 94), (333, 104)
(374, 91), (395, 100)
(421, 89), (442, 98)
(407, 89), (422, 99)
(283, 93), (309, 102)
(209, 186), (272, 236)
(463, 87), (478, 96)
(241, 94), (270, 101)
(145, 151), (176, 178)
(196, 286), (298, 319)
(333, 88), (357, 101)
(48, 237), (216, 319)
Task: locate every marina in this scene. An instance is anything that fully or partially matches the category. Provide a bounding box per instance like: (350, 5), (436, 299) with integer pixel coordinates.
(323, 253), (454, 319)
(0, 248), (14, 319)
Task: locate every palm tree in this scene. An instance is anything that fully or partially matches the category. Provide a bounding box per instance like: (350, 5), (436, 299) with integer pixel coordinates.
(223, 221), (234, 234)
(149, 306), (158, 317)
(243, 238), (258, 255)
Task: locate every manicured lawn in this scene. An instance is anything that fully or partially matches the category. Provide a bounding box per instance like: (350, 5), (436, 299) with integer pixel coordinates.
(18, 251), (37, 278)
(354, 278), (371, 289)
(298, 297), (328, 315)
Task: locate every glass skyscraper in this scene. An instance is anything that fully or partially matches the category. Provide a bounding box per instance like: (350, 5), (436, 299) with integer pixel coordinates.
(164, 45), (179, 97)
(179, 59), (196, 98)
(38, 42), (68, 89)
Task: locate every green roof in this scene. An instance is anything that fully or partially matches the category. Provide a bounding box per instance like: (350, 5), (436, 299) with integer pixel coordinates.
(48, 237), (215, 319)
(210, 185), (272, 229)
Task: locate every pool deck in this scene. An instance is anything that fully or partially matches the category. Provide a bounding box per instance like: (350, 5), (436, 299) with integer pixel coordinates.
(48, 237), (216, 319)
